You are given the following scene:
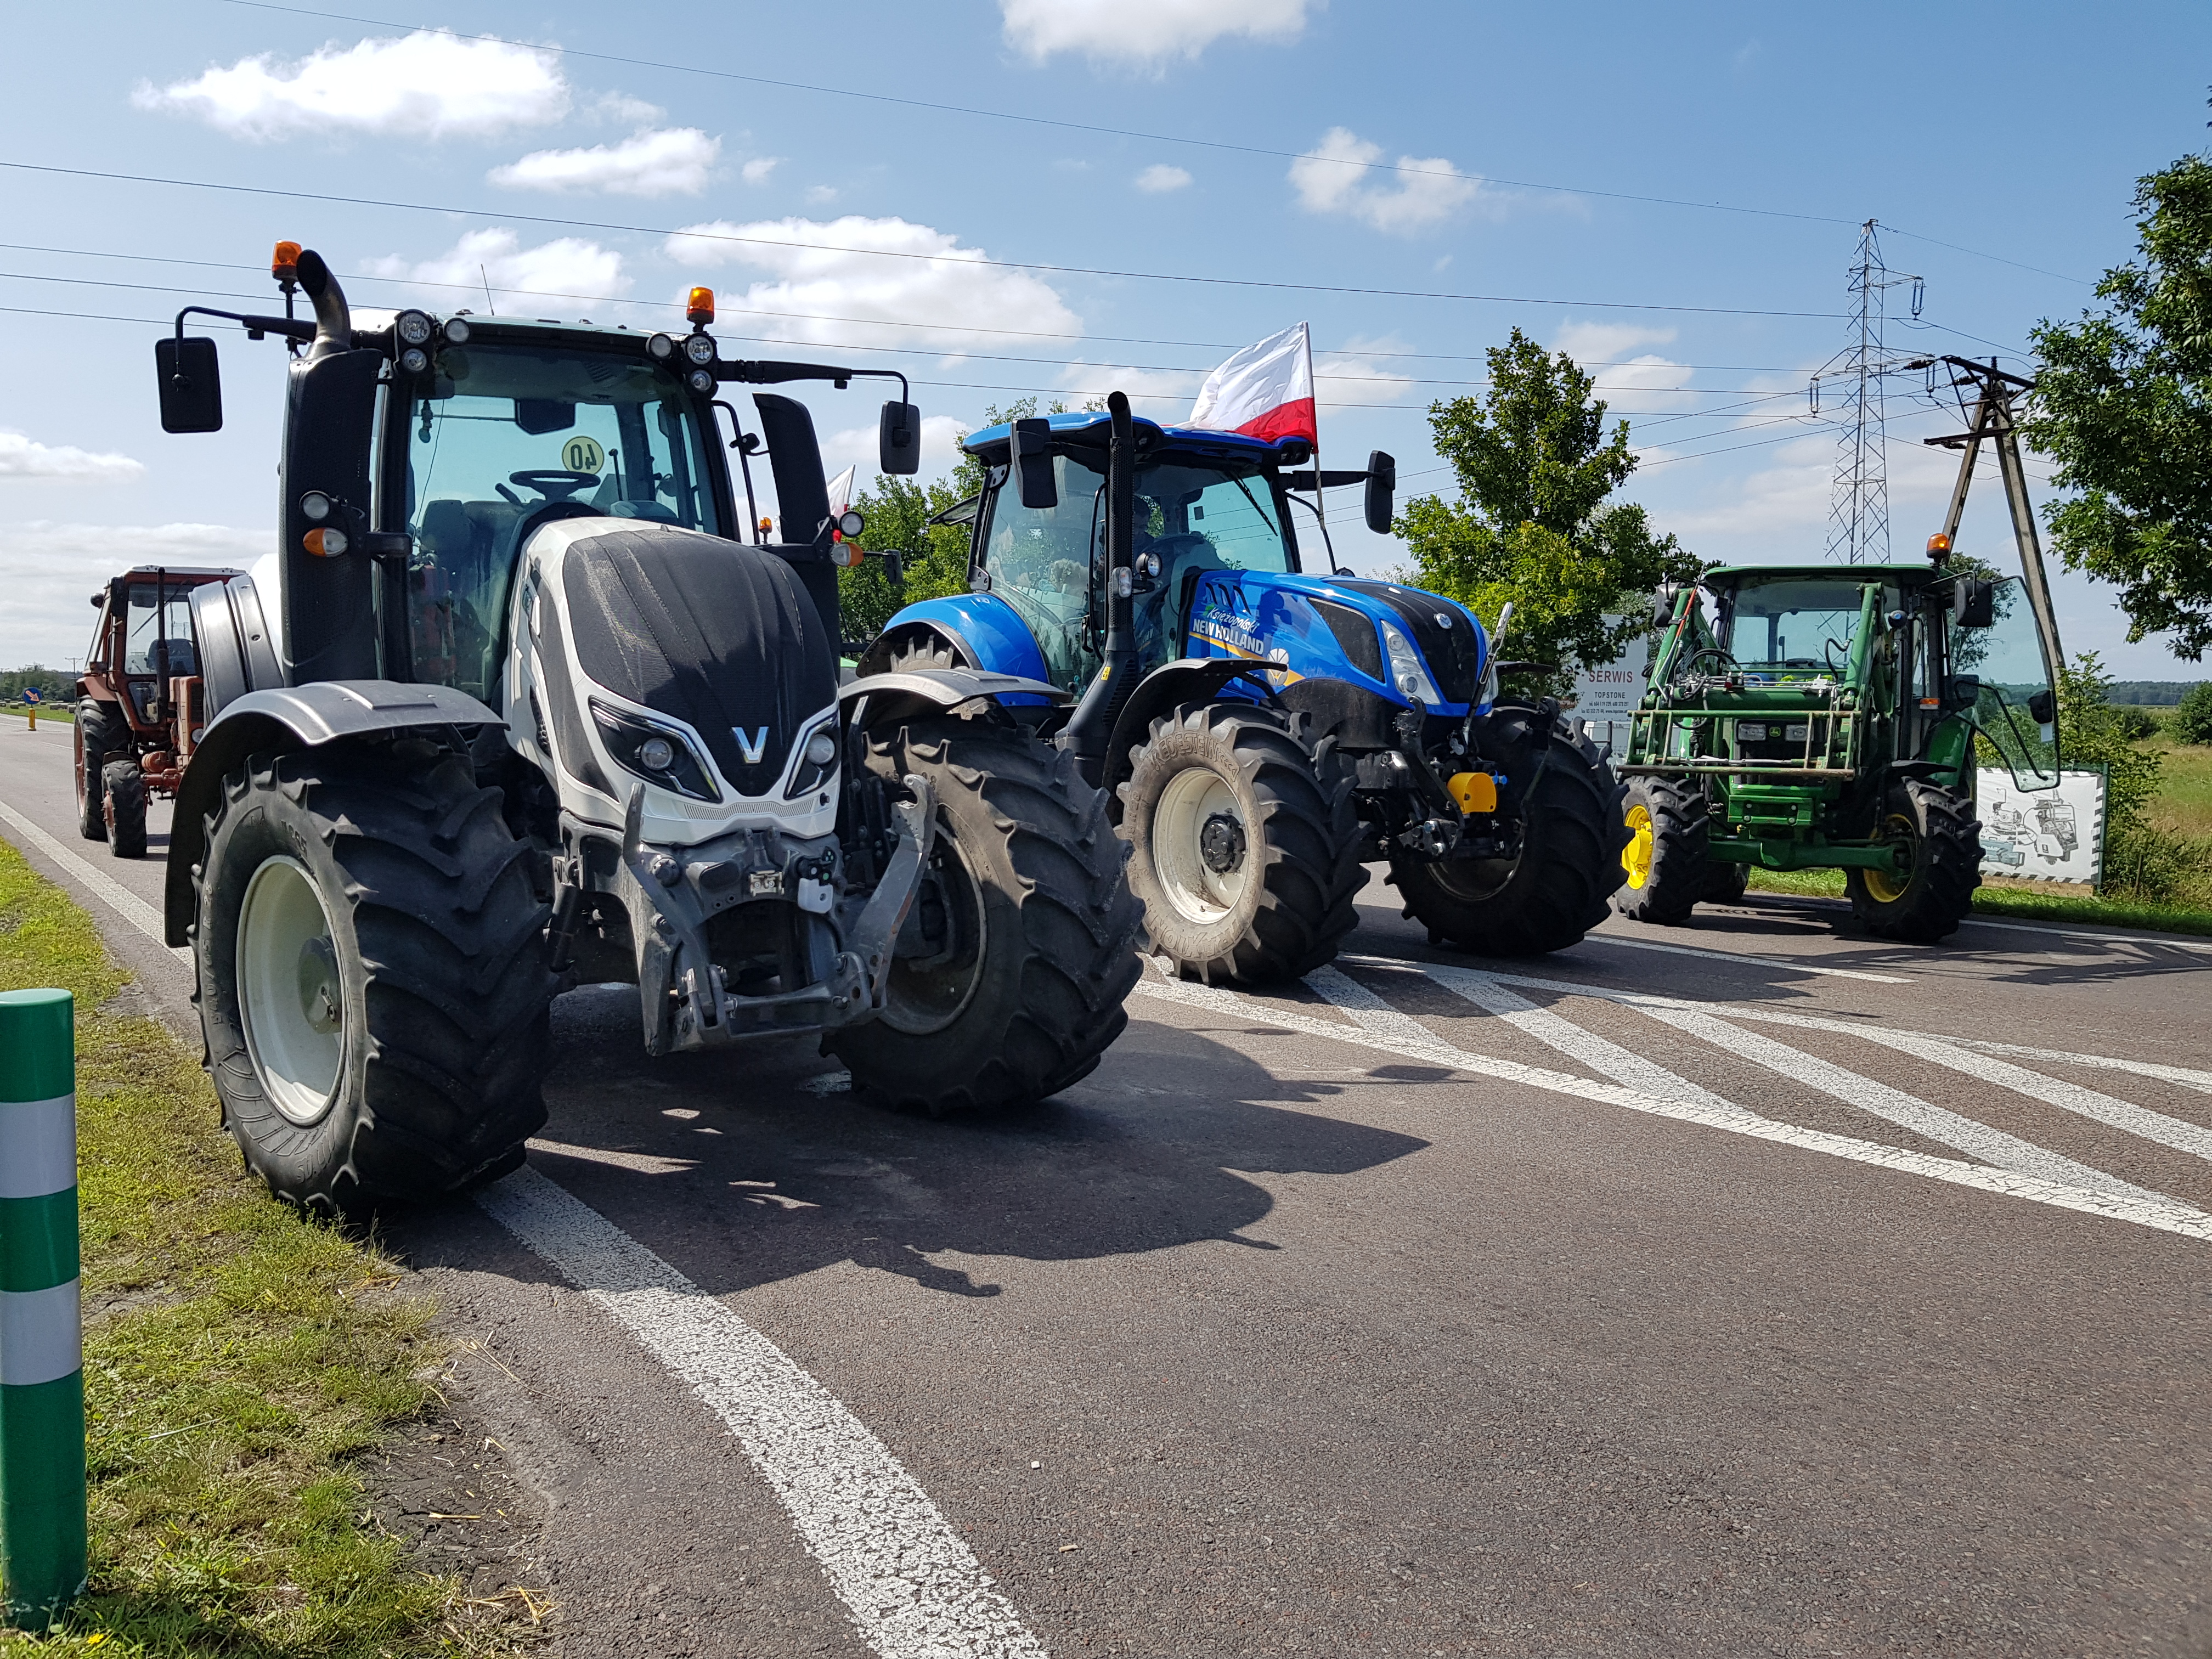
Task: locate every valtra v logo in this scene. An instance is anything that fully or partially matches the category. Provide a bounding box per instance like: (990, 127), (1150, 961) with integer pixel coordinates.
(734, 726), (770, 765)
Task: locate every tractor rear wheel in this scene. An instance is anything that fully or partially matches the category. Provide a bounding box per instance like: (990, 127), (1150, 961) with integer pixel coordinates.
(1393, 708), (1626, 955)
(76, 699), (126, 840)
(1701, 857), (1751, 905)
(1118, 701), (1362, 984)
(102, 761), (148, 859)
(830, 715), (1143, 1114)
(1847, 780), (1981, 943)
(192, 740), (555, 1214)
(1611, 776), (1708, 926)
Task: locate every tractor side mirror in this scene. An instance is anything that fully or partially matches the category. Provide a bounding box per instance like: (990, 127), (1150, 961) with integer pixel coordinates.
(1363, 449), (1396, 534)
(156, 336), (223, 433)
(1650, 582), (1680, 629)
(1953, 575), (1996, 628)
(2028, 689), (2056, 726)
(514, 399), (575, 436)
(1011, 418), (1057, 509)
(879, 400), (922, 476)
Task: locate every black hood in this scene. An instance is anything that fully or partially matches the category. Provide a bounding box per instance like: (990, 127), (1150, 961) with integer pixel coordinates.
(1328, 578), (1485, 706)
(560, 525), (836, 797)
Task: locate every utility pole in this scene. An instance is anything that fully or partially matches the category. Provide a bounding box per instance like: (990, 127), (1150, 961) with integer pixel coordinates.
(1810, 221), (1927, 563)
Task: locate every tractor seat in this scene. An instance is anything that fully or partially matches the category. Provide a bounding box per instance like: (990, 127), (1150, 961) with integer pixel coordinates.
(156, 637), (197, 676)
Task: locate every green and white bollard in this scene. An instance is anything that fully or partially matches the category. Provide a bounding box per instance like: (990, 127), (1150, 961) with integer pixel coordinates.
(0, 989), (85, 1627)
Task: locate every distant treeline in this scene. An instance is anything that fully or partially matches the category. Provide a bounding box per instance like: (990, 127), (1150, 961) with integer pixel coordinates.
(1, 665), (74, 702)
(2108, 681), (2208, 707)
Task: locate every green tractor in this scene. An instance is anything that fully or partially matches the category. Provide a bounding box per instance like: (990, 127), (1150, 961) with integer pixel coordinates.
(1613, 358), (2064, 943)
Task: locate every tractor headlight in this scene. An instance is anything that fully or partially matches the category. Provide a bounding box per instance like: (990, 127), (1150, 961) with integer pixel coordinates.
(687, 368), (714, 393)
(785, 721), (840, 799)
(1378, 617), (1441, 708)
(396, 309), (435, 347)
(647, 332), (676, 360)
(442, 317), (471, 345)
(398, 347), (430, 375)
(684, 332), (716, 365)
(589, 699), (720, 802)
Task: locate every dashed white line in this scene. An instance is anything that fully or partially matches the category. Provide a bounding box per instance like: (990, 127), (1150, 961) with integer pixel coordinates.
(1134, 974), (2212, 1245)
(477, 1167), (1047, 1659)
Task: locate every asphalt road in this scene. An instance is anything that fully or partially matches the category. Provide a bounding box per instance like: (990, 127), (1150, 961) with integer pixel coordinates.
(6, 715), (2211, 1658)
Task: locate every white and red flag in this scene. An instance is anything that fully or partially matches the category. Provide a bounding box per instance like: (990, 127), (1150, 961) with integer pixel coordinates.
(1188, 321), (1316, 445)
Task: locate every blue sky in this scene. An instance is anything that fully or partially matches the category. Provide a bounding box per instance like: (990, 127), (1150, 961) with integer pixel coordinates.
(3, 0), (2208, 678)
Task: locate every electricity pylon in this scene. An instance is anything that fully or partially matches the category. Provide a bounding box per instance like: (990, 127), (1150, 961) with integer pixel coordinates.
(1810, 221), (1927, 563)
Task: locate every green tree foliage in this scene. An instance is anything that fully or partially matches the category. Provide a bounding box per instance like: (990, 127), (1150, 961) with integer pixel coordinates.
(1395, 328), (1702, 691)
(1, 664), (70, 703)
(2027, 122), (2212, 658)
(2057, 652), (2164, 831)
(2174, 680), (2212, 745)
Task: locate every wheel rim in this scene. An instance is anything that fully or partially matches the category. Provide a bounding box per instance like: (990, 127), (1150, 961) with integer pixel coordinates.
(1622, 803), (1655, 890)
(236, 855), (346, 1126)
(881, 820), (988, 1037)
(1151, 764), (1249, 925)
(1862, 812), (1918, 903)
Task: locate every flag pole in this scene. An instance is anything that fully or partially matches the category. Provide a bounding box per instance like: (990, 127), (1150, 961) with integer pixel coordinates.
(1304, 323), (1327, 540)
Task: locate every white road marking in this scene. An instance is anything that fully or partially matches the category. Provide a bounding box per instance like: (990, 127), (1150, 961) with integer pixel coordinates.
(0, 785), (1041, 1655)
(478, 1166), (1046, 1659)
(0, 797), (190, 965)
(1308, 965), (1743, 1114)
(1134, 975), (2212, 1244)
(1570, 930), (1910, 983)
(1397, 961), (2212, 1160)
(1731, 890), (2212, 955)
(528, 1139), (700, 1176)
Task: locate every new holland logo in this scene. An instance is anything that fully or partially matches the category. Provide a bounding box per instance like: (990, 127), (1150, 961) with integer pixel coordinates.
(733, 726), (770, 765)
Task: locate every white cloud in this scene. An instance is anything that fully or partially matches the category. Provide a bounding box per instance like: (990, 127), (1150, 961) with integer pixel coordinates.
(1135, 163), (1193, 193)
(134, 30), (568, 140)
(0, 433), (143, 481)
(1002, 0), (1311, 66)
(663, 216), (1081, 354)
(741, 156), (782, 184)
(1314, 335), (1416, 404)
(489, 127), (719, 196)
(1554, 322), (1695, 415)
(1056, 361), (1198, 410)
(1, 522), (266, 670)
(1289, 127), (1478, 234)
(805, 185), (840, 204)
(591, 92), (663, 126)
(363, 229), (628, 308)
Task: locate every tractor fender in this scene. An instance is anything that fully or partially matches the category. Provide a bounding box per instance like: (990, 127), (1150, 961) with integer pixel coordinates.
(1102, 658), (1276, 793)
(856, 594), (1053, 696)
(839, 667), (1070, 732)
(163, 681), (506, 946)
(188, 573), (283, 719)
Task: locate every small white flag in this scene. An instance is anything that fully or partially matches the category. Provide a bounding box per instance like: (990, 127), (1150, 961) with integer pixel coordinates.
(1188, 322), (1316, 444)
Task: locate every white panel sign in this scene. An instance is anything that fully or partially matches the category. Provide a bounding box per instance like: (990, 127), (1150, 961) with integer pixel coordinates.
(1978, 767), (2104, 887)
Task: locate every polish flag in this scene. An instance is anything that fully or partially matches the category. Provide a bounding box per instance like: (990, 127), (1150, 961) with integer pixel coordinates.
(1188, 321), (1316, 445)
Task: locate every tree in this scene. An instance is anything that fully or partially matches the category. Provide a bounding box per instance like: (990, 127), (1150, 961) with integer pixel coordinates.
(2027, 114), (2212, 658)
(1395, 328), (1702, 691)
(2174, 681), (2212, 745)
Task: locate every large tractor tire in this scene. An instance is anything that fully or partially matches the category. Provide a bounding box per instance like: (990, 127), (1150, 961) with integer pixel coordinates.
(192, 740), (555, 1214)
(830, 714), (1143, 1114)
(1612, 775), (1711, 926)
(75, 699), (127, 840)
(1702, 857), (1751, 905)
(1117, 701), (1362, 984)
(1847, 780), (1981, 943)
(1392, 707), (1626, 956)
(102, 760), (148, 860)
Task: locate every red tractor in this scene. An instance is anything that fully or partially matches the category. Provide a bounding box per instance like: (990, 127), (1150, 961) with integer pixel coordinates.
(74, 565), (262, 856)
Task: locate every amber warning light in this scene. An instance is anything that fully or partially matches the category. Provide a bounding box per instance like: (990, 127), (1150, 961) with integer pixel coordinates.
(272, 240), (301, 283)
(1926, 532), (1952, 559)
(686, 286), (715, 326)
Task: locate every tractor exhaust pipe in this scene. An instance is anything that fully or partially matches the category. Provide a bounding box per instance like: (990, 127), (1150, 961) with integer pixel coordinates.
(1062, 391), (1142, 785)
(294, 250), (353, 362)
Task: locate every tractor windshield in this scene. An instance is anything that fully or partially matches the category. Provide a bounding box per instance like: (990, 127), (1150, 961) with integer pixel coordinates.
(399, 342), (721, 702)
(1720, 577), (1868, 681)
(1953, 575), (2059, 788)
(981, 448), (1293, 690)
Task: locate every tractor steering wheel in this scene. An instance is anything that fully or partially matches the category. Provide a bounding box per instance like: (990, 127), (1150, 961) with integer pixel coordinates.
(507, 470), (600, 502)
(1678, 645), (1741, 683)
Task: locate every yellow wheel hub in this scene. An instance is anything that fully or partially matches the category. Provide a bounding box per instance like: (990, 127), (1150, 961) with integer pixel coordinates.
(1862, 811), (1917, 903)
(1622, 803), (1655, 890)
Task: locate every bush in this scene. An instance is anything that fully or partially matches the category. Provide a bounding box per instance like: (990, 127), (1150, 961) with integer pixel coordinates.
(2113, 703), (2165, 741)
(2175, 682), (2212, 746)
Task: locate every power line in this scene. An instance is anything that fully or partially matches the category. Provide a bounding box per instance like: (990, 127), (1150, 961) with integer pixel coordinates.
(206, 0), (2096, 287)
(0, 159), (1853, 320)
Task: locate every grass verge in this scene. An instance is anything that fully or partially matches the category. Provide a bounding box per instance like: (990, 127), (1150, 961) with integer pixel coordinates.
(1743, 865), (2212, 937)
(0, 838), (510, 1656)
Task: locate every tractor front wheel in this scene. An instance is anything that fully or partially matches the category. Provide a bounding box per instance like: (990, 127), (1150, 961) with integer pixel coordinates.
(193, 740), (555, 1214)
(1847, 780), (1981, 943)
(830, 715), (1144, 1114)
(1119, 702), (1362, 984)
(102, 761), (148, 859)
(1611, 776), (1709, 926)
(1394, 709), (1626, 955)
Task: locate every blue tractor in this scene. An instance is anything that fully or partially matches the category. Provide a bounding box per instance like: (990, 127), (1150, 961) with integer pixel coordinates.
(857, 394), (1629, 983)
